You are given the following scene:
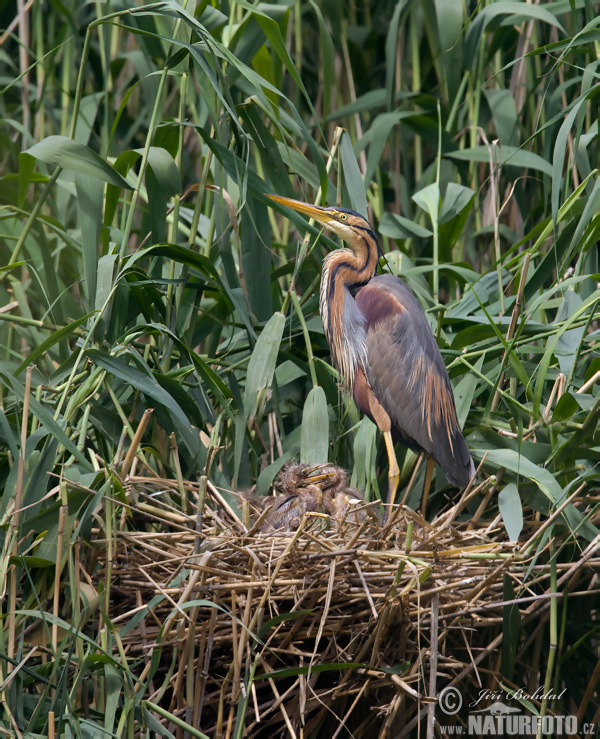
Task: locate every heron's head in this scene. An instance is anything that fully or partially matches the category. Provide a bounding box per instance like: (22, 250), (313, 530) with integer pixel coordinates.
(266, 194), (373, 246)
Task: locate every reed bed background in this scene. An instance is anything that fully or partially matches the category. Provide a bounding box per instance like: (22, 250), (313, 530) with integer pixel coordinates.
(0, 0), (599, 736)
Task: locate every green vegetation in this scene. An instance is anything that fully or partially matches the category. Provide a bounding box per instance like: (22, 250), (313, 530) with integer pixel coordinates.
(0, 0), (598, 735)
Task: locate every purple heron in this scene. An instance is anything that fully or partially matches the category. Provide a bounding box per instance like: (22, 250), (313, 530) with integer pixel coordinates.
(267, 195), (475, 513)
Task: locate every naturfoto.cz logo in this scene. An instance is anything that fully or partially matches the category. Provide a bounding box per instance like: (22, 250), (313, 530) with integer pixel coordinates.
(435, 686), (591, 737)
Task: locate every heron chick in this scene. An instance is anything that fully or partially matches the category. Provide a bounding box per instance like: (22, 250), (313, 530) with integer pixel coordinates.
(248, 463), (369, 531)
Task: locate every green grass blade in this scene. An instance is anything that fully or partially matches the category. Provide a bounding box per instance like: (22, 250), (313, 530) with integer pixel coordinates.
(300, 386), (329, 465)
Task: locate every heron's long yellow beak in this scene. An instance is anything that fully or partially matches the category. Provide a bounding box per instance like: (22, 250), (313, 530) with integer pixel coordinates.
(266, 194), (335, 226)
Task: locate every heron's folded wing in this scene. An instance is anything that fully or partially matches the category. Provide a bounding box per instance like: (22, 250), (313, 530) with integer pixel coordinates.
(355, 275), (474, 487)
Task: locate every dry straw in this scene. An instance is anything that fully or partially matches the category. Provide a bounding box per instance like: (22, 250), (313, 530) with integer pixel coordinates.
(94, 465), (599, 738)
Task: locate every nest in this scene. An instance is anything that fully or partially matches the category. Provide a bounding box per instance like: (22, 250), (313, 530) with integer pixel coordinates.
(102, 464), (599, 737)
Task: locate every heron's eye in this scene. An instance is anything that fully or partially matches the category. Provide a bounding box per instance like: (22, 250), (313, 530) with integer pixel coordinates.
(339, 213), (348, 221)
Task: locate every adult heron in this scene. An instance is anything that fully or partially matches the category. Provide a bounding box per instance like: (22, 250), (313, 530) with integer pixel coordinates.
(267, 195), (475, 513)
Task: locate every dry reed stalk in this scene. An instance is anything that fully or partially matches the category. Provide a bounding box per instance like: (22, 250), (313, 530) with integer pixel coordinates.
(578, 661), (600, 728)
(51, 505), (67, 668)
(167, 570), (203, 717)
(121, 407), (153, 477)
(185, 619), (196, 728)
(578, 370), (600, 395)
(7, 365), (33, 673)
(169, 430), (187, 516)
(194, 605), (217, 727)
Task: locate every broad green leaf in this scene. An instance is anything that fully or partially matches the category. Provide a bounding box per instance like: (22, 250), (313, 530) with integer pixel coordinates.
(25, 135), (131, 188)
(240, 104), (292, 196)
(244, 312), (285, 419)
(104, 148), (142, 226)
(498, 483), (523, 541)
(94, 254), (118, 339)
(431, 0), (464, 101)
(474, 448), (563, 502)
(484, 89), (519, 147)
(446, 146), (553, 176)
(439, 183), (475, 251)
(327, 89), (414, 122)
(18, 610), (119, 655)
(74, 92), (102, 146)
(552, 99), (586, 225)
(465, 2), (566, 62)
(135, 145), (181, 196)
(453, 356), (482, 429)
(145, 161), (168, 243)
(75, 172), (103, 310)
(276, 142), (339, 203)
(300, 386), (329, 465)
(412, 183), (440, 223)
(526, 273), (600, 316)
(340, 130), (368, 217)
(141, 707), (177, 739)
(562, 175), (600, 274)
(236, 0), (317, 119)
(552, 399), (600, 472)
(474, 448), (596, 540)
(446, 272), (504, 317)
(351, 416), (378, 499)
(552, 392), (597, 424)
(104, 664), (120, 733)
(275, 360), (307, 386)
(553, 289), (584, 376)
(18, 151), (36, 207)
(0, 408), (18, 460)
(385, 1), (410, 109)
(379, 213), (433, 240)
(439, 183), (475, 223)
(242, 195), (273, 321)
(10, 556), (55, 568)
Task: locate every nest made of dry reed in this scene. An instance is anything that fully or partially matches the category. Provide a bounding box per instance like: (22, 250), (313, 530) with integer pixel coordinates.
(101, 463), (598, 738)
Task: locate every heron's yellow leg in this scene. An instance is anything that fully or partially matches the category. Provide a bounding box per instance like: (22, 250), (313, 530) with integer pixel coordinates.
(383, 430), (400, 518)
(421, 455), (435, 518)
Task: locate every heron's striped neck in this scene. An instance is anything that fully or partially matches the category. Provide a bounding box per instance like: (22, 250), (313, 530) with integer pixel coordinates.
(319, 230), (379, 389)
